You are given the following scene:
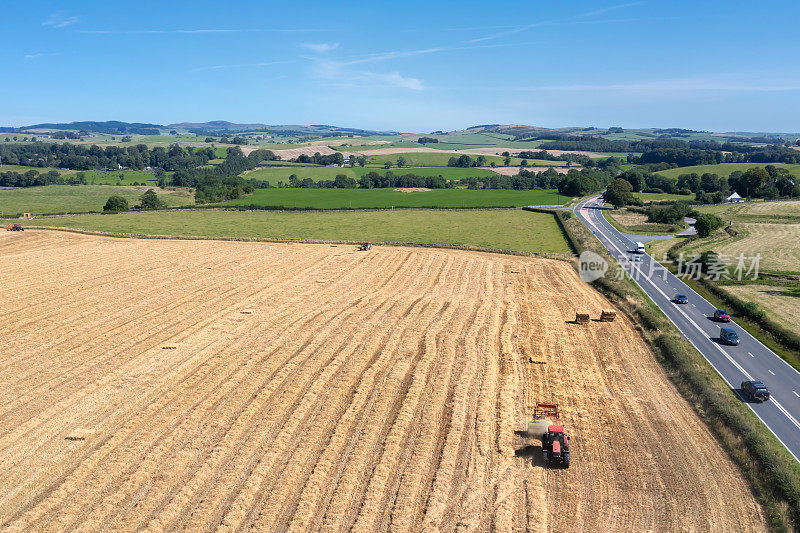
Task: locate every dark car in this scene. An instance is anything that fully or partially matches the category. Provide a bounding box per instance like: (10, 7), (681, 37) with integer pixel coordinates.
(674, 294), (689, 304)
(713, 309), (731, 322)
(720, 327), (740, 346)
(741, 380), (770, 402)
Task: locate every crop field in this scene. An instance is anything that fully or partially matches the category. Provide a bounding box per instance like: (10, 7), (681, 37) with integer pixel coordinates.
(655, 162), (800, 180)
(0, 231), (764, 530)
(724, 283), (800, 336)
(221, 188), (569, 209)
(363, 152), (530, 167)
(242, 166), (498, 185)
(679, 222), (800, 274)
(699, 199), (800, 222)
(0, 185), (192, 215)
(11, 209), (572, 253)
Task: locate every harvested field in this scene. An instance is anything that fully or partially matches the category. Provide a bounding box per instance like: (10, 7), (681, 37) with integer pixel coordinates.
(483, 166), (571, 176)
(683, 222), (800, 273)
(0, 231), (764, 531)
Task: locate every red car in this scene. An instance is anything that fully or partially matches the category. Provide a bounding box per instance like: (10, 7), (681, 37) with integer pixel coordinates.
(714, 309), (731, 322)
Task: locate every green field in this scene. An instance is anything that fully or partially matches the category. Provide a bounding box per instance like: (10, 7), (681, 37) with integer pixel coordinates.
(80, 170), (168, 185)
(655, 163), (800, 180)
(633, 192), (696, 202)
(242, 166), (499, 185)
(10, 209), (571, 253)
(0, 164), (65, 174)
(0, 185), (193, 215)
(0, 165), (169, 186)
(220, 188), (569, 209)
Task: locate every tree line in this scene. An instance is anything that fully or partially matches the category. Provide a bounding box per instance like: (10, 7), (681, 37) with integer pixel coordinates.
(603, 164), (799, 207)
(0, 142), (217, 172)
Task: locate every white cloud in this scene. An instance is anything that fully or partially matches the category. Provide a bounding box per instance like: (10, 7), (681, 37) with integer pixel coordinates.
(301, 42), (340, 54)
(42, 13), (78, 29)
(24, 53), (43, 60)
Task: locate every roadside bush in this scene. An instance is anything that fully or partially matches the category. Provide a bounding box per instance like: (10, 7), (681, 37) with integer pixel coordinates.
(695, 213), (724, 237)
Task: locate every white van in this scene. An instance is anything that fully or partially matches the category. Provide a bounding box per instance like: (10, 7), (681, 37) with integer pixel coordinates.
(635, 242), (646, 254)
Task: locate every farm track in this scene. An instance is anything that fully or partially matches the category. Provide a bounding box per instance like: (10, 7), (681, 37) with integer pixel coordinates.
(0, 231), (766, 531)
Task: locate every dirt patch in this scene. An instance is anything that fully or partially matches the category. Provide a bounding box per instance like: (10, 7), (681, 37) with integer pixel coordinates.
(0, 231), (765, 531)
(393, 187), (431, 193)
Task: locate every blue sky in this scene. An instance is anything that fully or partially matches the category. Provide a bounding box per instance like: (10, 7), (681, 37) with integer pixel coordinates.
(4, 1), (800, 132)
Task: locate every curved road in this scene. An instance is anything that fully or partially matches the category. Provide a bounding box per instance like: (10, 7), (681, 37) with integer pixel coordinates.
(574, 195), (800, 462)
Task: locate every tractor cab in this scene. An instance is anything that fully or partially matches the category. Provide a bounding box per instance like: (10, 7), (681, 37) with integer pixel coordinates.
(542, 424), (570, 468)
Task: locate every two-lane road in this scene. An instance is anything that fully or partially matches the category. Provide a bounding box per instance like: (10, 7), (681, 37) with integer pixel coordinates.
(574, 195), (800, 461)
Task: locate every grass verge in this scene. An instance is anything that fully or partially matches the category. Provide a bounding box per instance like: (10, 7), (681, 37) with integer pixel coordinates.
(557, 209), (800, 531)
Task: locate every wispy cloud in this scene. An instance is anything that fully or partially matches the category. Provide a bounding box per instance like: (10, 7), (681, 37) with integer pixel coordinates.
(580, 1), (644, 18)
(514, 76), (800, 94)
(190, 60), (290, 72)
(43, 13), (78, 29)
(465, 2), (645, 43)
(24, 52), (58, 60)
(78, 28), (325, 35)
(301, 42), (339, 54)
(309, 58), (423, 91)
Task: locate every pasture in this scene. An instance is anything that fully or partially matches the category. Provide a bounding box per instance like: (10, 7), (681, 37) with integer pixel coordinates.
(242, 166), (499, 185)
(220, 188), (570, 209)
(655, 162), (800, 180)
(0, 185), (192, 215)
(633, 191), (696, 202)
(12, 209), (571, 253)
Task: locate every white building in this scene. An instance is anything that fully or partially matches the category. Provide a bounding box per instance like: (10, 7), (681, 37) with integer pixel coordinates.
(726, 192), (744, 203)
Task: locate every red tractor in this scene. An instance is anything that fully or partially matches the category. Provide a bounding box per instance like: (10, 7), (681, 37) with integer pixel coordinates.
(533, 403), (571, 468)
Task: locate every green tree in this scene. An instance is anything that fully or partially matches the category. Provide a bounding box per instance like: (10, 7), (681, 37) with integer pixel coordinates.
(694, 214), (724, 237)
(103, 195), (129, 213)
(139, 189), (166, 210)
(397, 156), (407, 168)
(604, 178), (634, 208)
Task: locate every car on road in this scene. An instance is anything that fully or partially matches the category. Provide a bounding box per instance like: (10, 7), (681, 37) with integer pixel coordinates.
(720, 327), (740, 346)
(741, 380), (770, 402)
(674, 294), (688, 304)
(630, 255), (642, 262)
(713, 309), (731, 322)
(635, 242), (646, 254)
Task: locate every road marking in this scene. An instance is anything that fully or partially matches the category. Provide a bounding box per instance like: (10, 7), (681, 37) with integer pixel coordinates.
(793, 391), (799, 398)
(692, 303), (696, 307)
(748, 352), (754, 357)
(769, 370), (776, 376)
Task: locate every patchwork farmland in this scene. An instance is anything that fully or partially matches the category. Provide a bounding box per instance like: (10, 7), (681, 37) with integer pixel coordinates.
(0, 231), (764, 531)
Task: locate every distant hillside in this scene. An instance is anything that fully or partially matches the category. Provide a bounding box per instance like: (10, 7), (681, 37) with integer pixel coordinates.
(165, 121), (397, 136)
(22, 121), (163, 135)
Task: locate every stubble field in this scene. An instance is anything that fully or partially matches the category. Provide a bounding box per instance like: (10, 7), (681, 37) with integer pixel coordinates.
(0, 231), (764, 531)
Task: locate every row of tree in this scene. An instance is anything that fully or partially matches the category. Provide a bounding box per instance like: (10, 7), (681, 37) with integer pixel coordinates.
(0, 142), (217, 172)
